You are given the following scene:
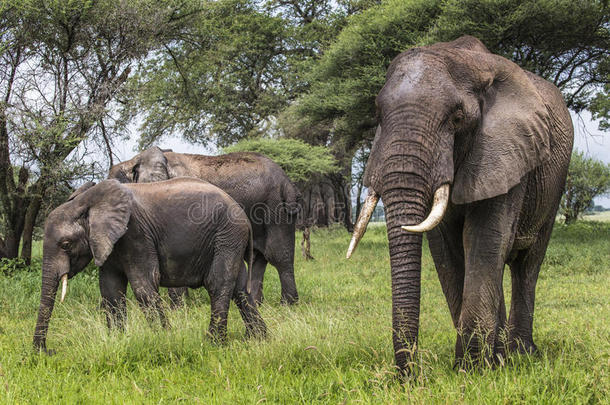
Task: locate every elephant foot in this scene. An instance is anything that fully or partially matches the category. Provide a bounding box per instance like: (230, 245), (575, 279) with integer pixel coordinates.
(280, 293), (298, 305)
(454, 333), (498, 370)
(251, 291), (264, 306)
(245, 323), (268, 340)
(35, 346), (56, 356)
(508, 338), (538, 355)
(168, 287), (188, 309)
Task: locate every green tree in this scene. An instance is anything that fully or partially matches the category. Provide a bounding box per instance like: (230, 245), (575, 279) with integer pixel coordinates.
(0, 0), (195, 261)
(128, 0), (379, 149)
(291, 0), (609, 149)
(223, 137), (337, 182)
(561, 151), (610, 224)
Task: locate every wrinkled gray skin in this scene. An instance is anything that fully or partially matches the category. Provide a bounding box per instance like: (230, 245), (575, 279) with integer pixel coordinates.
(33, 178), (266, 353)
(362, 36), (573, 371)
(108, 151), (300, 305)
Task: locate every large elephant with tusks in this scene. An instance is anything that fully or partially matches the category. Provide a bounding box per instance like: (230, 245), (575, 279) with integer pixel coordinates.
(347, 36), (573, 372)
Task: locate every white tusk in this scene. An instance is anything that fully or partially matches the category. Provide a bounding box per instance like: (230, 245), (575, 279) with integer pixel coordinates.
(346, 190), (380, 259)
(60, 274), (68, 303)
(402, 184), (450, 233)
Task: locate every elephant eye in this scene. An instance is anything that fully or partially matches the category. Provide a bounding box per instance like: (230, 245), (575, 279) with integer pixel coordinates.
(60, 240), (72, 250)
(452, 110), (465, 124)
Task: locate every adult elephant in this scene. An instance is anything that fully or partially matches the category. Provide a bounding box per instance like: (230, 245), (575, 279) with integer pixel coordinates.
(108, 149), (300, 305)
(347, 36), (573, 372)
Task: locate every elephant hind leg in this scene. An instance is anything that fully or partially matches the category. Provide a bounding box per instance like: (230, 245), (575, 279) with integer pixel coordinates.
(205, 255), (240, 343)
(507, 217), (554, 354)
(250, 251), (268, 305)
(125, 255), (168, 329)
(233, 262), (267, 339)
(264, 225), (298, 305)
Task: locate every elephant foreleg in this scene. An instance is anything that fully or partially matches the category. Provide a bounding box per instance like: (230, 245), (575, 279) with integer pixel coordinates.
(99, 267), (128, 329)
(427, 207), (465, 328)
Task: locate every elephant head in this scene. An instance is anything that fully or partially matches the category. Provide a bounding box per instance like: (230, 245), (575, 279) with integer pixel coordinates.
(347, 36), (551, 372)
(108, 146), (174, 183)
(33, 180), (131, 352)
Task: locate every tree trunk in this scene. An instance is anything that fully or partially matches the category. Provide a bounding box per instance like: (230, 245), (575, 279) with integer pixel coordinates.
(301, 226), (314, 260)
(21, 195), (42, 264)
(354, 179), (364, 223)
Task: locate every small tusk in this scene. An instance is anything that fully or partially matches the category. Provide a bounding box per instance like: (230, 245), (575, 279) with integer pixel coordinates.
(346, 190), (380, 259)
(60, 274), (68, 303)
(402, 184), (450, 233)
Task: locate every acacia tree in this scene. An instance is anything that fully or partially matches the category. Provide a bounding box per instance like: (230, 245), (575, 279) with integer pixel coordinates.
(290, 0), (609, 209)
(561, 151), (610, 224)
(0, 0), (196, 262)
(124, 0), (380, 231)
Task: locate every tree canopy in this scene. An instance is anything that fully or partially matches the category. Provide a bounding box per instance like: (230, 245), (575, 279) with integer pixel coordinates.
(561, 151), (610, 224)
(288, 0), (610, 152)
(223, 137), (337, 183)
(0, 0), (195, 260)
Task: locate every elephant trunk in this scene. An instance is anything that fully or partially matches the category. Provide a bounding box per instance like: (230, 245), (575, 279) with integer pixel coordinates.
(383, 187), (429, 373)
(33, 253), (66, 352)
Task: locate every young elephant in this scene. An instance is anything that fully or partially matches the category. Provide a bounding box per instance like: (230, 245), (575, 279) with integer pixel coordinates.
(33, 178), (266, 353)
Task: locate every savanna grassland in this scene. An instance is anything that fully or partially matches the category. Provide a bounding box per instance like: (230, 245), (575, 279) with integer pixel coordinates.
(0, 221), (608, 404)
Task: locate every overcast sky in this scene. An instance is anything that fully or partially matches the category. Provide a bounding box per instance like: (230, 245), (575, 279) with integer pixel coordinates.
(114, 111), (610, 207)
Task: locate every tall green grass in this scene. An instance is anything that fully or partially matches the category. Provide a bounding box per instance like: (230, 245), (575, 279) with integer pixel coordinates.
(0, 222), (608, 403)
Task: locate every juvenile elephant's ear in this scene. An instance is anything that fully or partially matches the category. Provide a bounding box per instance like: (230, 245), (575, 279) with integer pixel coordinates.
(68, 181), (96, 201)
(452, 53), (551, 204)
(83, 180), (132, 266)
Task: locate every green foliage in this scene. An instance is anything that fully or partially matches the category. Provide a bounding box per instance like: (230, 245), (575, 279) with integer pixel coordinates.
(561, 150), (610, 224)
(591, 82), (610, 131)
(0, 0), (196, 259)
(0, 224), (608, 402)
(223, 137), (337, 182)
(290, 0), (609, 151)
(0, 258), (31, 276)
(129, 0), (382, 149)
(131, 0), (295, 148)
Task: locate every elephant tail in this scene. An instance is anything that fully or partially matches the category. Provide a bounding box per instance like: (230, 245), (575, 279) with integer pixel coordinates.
(245, 226), (254, 295)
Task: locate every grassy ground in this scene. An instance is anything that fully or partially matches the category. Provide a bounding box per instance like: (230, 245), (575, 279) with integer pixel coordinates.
(0, 221), (608, 403)
(582, 210), (610, 222)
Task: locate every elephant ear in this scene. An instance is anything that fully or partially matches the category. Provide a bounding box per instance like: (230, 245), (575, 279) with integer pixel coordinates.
(83, 180), (132, 266)
(452, 53), (551, 204)
(68, 181), (96, 201)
